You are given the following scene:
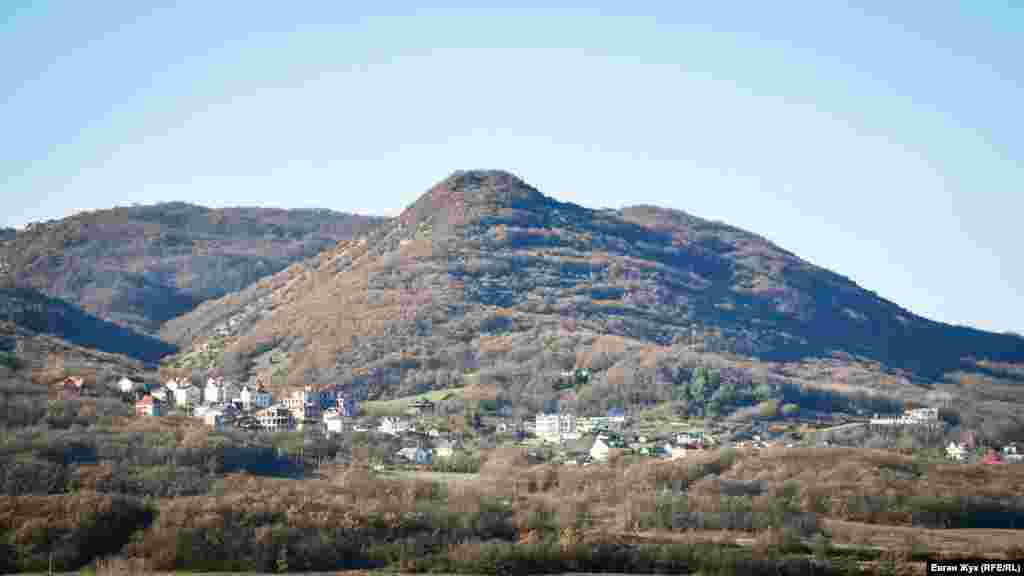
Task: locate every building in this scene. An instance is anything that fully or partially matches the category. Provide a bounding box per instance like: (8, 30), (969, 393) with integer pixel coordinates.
(434, 439), (456, 459)
(118, 377), (143, 394)
(336, 394), (358, 418)
(379, 416), (411, 436)
(135, 395), (162, 417)
(323, 408), (349, 434)
(870, 407), (941, 426)
(240, 385), (273, 411)
(946, 442), (968, 462)
(535, 412), (578, 442)
(204, 377), (238, 405)
(1002, 444), (1022, 463)
(589, 437), (611, 462)
(203, 409), (225, 430)
(172, 384), (201, 409)
(283, 386), (322, 427)
(256, 404), (295, 431)
(57, 377), (83, 399)
(397, 446), (432, 465)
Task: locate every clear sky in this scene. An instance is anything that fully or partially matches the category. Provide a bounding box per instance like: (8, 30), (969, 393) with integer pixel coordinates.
(2, 2), (1021, 334)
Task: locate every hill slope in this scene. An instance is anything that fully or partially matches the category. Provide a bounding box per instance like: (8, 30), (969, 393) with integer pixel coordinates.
(163, 170), (1024, 415)
(0, 203), (384, 336)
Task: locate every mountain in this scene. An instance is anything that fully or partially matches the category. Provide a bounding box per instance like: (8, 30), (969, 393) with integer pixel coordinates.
(162, 170), (1024, 427)
(0, 203), (384, 337)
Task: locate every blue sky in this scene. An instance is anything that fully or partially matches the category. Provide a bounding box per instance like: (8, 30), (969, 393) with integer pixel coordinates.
(2, 2), (1021, 333)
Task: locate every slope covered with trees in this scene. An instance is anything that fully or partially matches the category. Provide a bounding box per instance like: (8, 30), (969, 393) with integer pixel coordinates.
(0, 203), (384, 337)
(163, 171), (1024, 429)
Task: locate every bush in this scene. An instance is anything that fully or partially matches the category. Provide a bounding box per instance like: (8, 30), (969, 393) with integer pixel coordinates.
(781, 403), (800, 418)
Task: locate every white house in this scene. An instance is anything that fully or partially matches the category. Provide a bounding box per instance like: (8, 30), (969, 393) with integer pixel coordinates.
(427, 428), (442, 438)
(172, 385), (201, 409)
(434, 439), (456, 459)
(256, 404), (294, 432)
(589, 437), (611, 462)
(239, 385), (273, 410)
(397, 446), (432, 465)
(205, 377), (238, 405)
(946, 441), (968, 462)
(379, 416), (411, 436)
(118, 377), (142, 394)
(535, 413), (578, 442)
(323, 409), (348, 434)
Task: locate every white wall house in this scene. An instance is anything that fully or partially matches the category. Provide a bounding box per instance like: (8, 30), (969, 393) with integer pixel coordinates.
(589, 437), (611, 462)
(535, 413), (578, 442)
(379, 416), (411, 436)
(205, 377), (238, 405)
(323, 409), (348, 434)
(946, 441), (967, 462)
(118, 377), (142, 394)
(173, 385), (201, 408)
(239, 385), (273, 410)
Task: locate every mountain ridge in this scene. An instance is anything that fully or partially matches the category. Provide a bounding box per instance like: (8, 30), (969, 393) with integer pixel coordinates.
(162, 170), (1024, 418)
(0, 202), (385, 338)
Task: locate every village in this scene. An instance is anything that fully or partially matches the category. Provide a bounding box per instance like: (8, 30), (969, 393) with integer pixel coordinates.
(53, 370), (1014, 471)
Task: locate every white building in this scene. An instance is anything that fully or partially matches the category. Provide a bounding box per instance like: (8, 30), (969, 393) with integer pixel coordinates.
(256, 404), (295, 431)
(397, 446), (432, 465)
(535, 413), (578, 442)
(172, 385), (201, 409)
(589, 437), (611, 462)
(323, 408), (348, 434)
(239, 385), (273, 410)
(434, 439), (456, 459)
(118, 377), (142, 394)
(871, 407), (941, 426)
(379, 416), (411, 436)
(204, 377), (238, 405)
(946, 441), (968, 462)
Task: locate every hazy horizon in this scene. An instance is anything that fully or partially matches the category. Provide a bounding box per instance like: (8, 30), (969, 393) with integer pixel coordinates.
(2, 2), (1021, 334)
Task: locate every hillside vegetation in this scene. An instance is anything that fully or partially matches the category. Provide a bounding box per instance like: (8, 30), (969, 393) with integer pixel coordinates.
(163, 170), (1024, 432)
(0, 203), (383, 337)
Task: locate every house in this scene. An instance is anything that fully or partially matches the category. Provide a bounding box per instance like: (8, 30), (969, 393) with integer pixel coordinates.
(283, 386), (322, 425)
(256, 404), (295, 431)
(870, 407), (941, 426)
(203, 409), (225, 430)
(981, 451), (1005, 465)
(397, 446), (432, 465)
(135, 395), (162, 417)
(427, 428), (442, 438)
(589, 437), (611, 462)
(336, 394), (358, 418)
(379, 416), (411, 436)
(57, 377), (83, 399)
(118, 376), (143, 394)
(323, 408), (349, 434)
(317, 386), (339, 410)
(434, 439), (456, 459)
(676, 431), (705, 448)
(172, 384), (201, 409)
(1002, 444), (1023, 463)
(946, 442), (968, 462)
(240, 385), (273, 411)
(606, 407), (626, 424)
(535, 412), (578, 442)
(204, 377), (238, 405)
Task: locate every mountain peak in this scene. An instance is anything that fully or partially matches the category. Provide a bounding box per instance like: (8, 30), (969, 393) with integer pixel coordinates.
(399, 169), (546, 230)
